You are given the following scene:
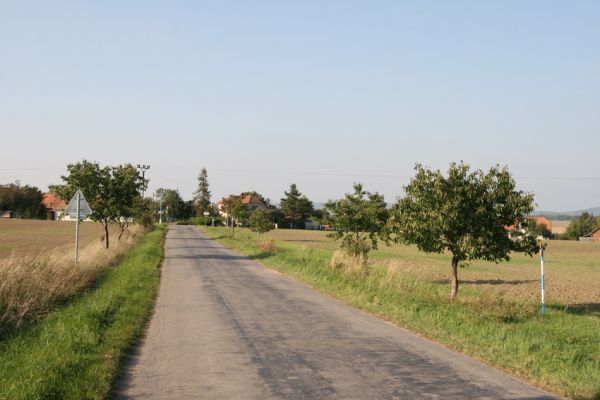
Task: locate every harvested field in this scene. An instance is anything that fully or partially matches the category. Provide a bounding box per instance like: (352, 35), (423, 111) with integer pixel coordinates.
(266, 229), (600, 306)
(550, 220), (570, 235)
(0, 219), (118, 260)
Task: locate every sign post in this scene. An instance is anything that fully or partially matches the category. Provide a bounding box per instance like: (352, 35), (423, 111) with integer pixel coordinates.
(203, 211), (209, 226)
(65, 190), (92, 264)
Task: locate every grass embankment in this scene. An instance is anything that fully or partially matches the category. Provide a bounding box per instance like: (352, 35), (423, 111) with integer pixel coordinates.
(200, 226), (600, 400)
(1, 225), (146, 329)
(0, 225), (167, 400)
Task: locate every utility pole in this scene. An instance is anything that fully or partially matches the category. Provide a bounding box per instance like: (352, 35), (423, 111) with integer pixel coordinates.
(136, 164), (150, 197)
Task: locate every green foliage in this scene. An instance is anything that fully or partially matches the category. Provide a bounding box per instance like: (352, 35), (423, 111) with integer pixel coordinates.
(249, 209), (274, 241)
(393, 162), (538, 298)
(527, 218), (553, 238)
(325, 183), (390, 261)
(310, 209), (329, 225)
(50, 160), (144, 248)
(220, 196), (249, 236)
(280, 183), (314, 228)
(193, 167), (211, 216)
(565, 212), (599, 240)
(155, 188), (190, 221)
(0, 181), (44, 219)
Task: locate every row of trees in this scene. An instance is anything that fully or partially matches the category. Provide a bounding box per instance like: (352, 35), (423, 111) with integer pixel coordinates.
(324, 163), (539, 299)
(50, 160), (148, 249)
(0, 181), (45, 219)
(193, 163), (540, 299)
(190, 167), (317, 230)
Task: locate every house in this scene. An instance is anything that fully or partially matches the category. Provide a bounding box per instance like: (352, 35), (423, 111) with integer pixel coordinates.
(42, 193), (67, 220)
(1, 210), (15, 219)
(217, 193), (267, 223)
(305, 220), (321, 230)
(580, 227), (600, 242)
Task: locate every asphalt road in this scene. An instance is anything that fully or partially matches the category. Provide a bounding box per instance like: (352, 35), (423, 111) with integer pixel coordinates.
(116, 225), (557, 399)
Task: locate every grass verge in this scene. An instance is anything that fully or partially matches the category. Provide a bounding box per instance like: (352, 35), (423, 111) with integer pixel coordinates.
(0, 225), (167, 400)
(200, 226), (600, 400)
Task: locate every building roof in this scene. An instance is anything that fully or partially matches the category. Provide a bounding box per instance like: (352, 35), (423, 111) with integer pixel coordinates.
(241, 194), (263, 205)
(219, 194), (265, 207)
(42, 193), (67, 210)
(584, 227), (600, 237)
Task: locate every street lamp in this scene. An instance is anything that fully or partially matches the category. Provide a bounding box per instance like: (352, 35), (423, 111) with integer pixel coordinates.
(136, 164), (150, 197)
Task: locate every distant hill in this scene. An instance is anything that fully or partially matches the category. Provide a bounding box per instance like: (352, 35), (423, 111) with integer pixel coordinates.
(532, 207), (600, 220)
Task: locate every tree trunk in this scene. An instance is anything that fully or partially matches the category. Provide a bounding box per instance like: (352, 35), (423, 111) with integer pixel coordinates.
(450, 256), (459, 299)
(104, 220), (110, 249)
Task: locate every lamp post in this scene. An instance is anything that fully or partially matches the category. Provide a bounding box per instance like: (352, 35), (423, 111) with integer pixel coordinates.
(136, 164), (150, 197)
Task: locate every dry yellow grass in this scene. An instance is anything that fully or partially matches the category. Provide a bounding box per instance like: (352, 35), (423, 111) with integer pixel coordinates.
(0, 223), (146, 330)
(0, 219), (119, 260)
(266, 229), (600, 306)
(550, 220), (570, 235)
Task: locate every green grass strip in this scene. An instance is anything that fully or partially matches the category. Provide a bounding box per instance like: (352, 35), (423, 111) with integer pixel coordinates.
(0, 226), (167, 400)
(201, 226), (600, 400)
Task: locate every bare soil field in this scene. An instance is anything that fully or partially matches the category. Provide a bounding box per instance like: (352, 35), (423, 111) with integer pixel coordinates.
(0, 219), (118, 260)
(550, 220), (570, 235)
(266, 229), (600, 306)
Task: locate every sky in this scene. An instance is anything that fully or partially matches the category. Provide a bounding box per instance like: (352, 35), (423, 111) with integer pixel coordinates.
(1, 1), (599, 211)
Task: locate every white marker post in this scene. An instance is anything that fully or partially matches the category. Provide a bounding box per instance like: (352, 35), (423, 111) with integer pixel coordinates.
(540, 239), (546, 316)
(65, 190), (93, 264)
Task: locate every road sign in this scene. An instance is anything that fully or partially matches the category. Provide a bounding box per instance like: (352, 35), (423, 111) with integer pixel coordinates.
(65, 190), (92, 219)
(203, 211), (210, 216)
(65, 190), (93, 264)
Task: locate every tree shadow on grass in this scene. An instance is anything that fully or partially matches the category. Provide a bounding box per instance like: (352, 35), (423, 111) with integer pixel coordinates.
(432, 279), (536, 286)
(549, 303), (600, 318)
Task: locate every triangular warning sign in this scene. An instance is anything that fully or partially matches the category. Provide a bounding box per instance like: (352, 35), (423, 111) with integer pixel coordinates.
(65, 190), (93, 218)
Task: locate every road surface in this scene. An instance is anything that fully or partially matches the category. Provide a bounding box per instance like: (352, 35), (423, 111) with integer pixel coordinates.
(116, 225), (556, 399)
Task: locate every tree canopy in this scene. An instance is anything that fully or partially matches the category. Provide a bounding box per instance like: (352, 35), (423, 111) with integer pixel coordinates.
(325, 183), (390, 262)
(280, 183), (314, 228)
(566, 212), (599, 240)
(193, 167), (211, 216)
(0, 181), (44, 219)
(249, 208), (274, 242)
(50, 160), (144, 248)
(392, 162), (538, 298)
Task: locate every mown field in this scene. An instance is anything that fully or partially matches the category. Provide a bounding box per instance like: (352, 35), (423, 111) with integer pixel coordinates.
(267, 229), (600, 307)
(201, 226), (600, 399)
(0, 219), (118, 260)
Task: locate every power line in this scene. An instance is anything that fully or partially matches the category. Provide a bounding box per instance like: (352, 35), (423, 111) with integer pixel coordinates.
(1, 165), (600, 181)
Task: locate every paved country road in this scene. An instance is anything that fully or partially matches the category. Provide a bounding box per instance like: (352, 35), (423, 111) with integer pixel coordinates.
(116, 225), (557, 400)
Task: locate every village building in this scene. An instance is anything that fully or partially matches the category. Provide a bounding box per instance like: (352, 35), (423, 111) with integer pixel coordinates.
(41, 193), (67, 220)
(217, 193), (267, 223)
(580, 227), (600, 242)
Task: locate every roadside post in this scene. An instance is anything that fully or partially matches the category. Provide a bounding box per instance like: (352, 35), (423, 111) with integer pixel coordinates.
(204, 211), (209, 226)
(64, 190), (93, 264)
(539, 238), (546, 316)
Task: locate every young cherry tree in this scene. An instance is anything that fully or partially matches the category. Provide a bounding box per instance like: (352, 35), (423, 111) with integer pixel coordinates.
(325, 183), (390, 265)
(392, 162), (538, 299)
(249, 208), (274, 243)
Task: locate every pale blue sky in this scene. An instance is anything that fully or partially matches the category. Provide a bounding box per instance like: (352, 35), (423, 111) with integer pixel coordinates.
(1, 1), (599, 211)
